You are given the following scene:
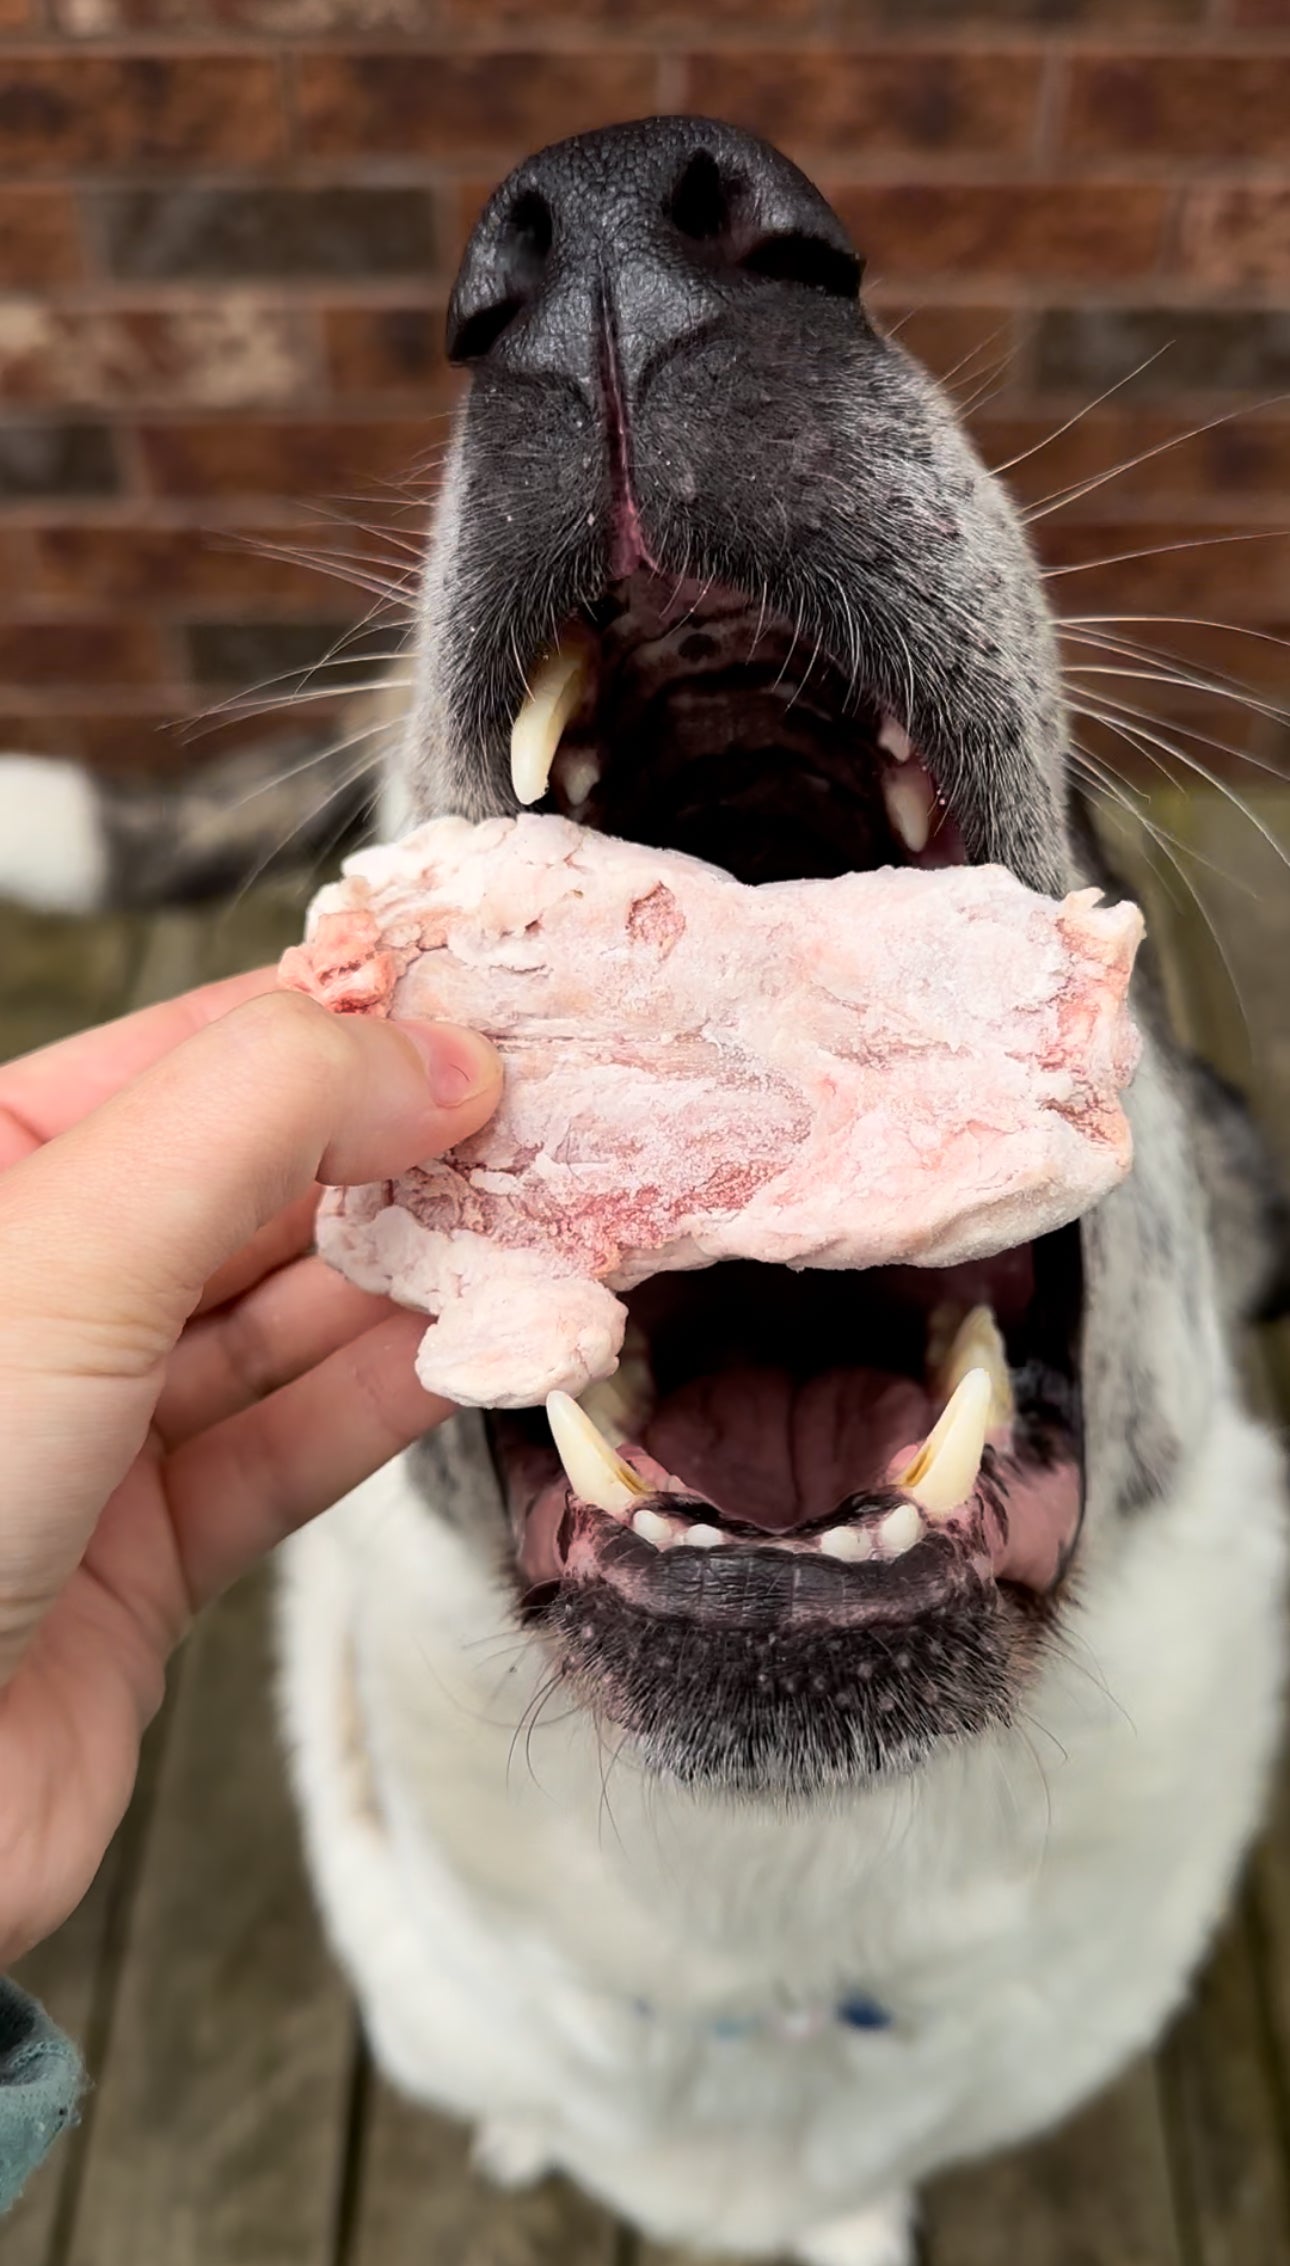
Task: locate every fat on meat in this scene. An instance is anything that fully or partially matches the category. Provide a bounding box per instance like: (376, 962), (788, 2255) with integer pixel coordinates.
(280, 813), (1144, 1409)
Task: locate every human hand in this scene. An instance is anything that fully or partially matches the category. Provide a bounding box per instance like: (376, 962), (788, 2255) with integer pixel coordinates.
(0, 970), (501, 1962)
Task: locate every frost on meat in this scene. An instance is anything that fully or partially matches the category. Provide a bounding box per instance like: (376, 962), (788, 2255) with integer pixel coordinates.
(280, 814), (1144, 1408)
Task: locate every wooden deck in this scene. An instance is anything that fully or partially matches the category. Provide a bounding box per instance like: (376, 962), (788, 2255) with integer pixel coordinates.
(3, 794), (1289, 2266)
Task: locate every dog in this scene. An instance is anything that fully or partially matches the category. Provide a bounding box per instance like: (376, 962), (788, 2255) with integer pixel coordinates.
(2, 120), (1287, 2265)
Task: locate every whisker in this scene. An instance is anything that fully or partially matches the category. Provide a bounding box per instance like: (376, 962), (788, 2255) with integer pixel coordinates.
(1069, 689), (1290, 880)
(216, 742), (386, 922)
(1061, 618), (1290, 722)
(953, 362), (1016, 421)
(1045, 525), (1290, 582)
(218, 714), (405, 822)
(1069, 740), (1253, 896)
(181, 676), (416, 741)
(1023, 392), (1290, 522)
(1067, 731), (1255, 1044)
(939, 323), (1015, 394)
(988, 348), (1174, 478)
(1060, 641), (1290, 743)
(1062, 613), (1290, 659)
(233, 534), (418, 610)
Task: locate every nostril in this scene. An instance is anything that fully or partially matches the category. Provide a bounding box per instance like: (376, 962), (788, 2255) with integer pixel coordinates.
(447, 188), (555, 364)
(741, 231), (863, 302)
(667, 148), (861, 304)
(668, 149), (740, 244)
(506, 188), (554, 274)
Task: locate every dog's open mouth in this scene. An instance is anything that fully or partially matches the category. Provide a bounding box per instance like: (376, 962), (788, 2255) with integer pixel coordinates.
(484, 568), (1085, 1743)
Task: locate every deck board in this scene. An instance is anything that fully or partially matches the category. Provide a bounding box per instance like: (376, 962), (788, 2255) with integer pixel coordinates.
(63, 1575), (357, 2266)
(345, 2075), (624, 2266)
(924, 2066), (1185, 2266)
(1, 797), (1287, 2265)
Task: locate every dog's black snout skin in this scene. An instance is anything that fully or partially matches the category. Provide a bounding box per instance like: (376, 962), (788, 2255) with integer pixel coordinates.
(446, 115), (861, 399)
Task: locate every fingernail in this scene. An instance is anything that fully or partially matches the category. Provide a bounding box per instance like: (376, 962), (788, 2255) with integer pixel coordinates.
(396, 1021), (502, 1109)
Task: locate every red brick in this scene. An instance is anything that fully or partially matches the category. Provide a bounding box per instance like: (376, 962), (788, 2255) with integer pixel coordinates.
(684, 51), (1042, 157)
(1180, 190), (1290, 291)
(0, 617), (166, 688)
(0, 301), (312, 408)
(1063, 53), (1290, 161)
(4, 701), (352, 776)
(323, 304), (459, 401)
(870, 0), (1204, 16)
(0, 423), (119, 500)
(972, 412), (1290, 512)
(57, 0), (457, 28)
(93, 186), (438, 284)
(1035, 308), (1290, 397)
(0, 56), (284, 173)
(443, 0), (817, 21)
(296, 52), (657, 160)
(184, 614), (397, 687)
(0, 189), (83, 287)
(1224, 0), (1290, 22)
(24, 522), (377, 611)
(831, 184), (1168, 284)
(138, 417), (447, 500)
(0, 526), (31, 594)
(0, 711), (98, 758)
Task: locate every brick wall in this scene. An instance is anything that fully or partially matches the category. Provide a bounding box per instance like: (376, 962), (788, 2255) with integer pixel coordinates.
(0, 0), (1288, 788)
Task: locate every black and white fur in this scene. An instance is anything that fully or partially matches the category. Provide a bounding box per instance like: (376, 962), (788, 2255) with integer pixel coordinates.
(1, 119), (1286, 2266)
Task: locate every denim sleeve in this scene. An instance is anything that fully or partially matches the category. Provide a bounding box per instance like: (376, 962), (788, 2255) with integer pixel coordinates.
(0, 1976), (84, 2211)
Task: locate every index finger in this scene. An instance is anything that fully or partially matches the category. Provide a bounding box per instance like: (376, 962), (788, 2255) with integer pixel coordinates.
(0, 966), (278, 1167)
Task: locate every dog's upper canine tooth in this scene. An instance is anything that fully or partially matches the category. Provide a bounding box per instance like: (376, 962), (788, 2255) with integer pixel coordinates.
(879, 716), (913, 764)
(510, 635), (594, 806)
(546, 1389), (647, 1517)
(901, 1367), (992, 1518)
(937, 1303), (1014, 1429)
(883, 766), (935, 855)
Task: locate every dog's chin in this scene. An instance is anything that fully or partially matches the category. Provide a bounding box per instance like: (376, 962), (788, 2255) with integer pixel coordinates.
(462, 566), (1087, 1799)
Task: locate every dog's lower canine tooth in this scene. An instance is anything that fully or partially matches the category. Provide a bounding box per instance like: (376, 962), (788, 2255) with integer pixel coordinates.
(510, 634), (595, 806)
(546, 1389), (646, 1517)
(678, 1523), (724, 1548)
(878, 715), (913, 764)
(901, 1368), (992, 1519)
(937, 1303), (1014, 1428)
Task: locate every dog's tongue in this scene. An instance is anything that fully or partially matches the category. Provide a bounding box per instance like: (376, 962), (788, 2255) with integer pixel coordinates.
(641, 1365), (935, 1530)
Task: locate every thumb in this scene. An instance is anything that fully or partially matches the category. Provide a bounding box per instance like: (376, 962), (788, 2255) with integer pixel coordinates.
(0, 992), (500, 1632)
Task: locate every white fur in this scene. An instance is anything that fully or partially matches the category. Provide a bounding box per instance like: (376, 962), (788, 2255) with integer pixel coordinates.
(0, 755), (108, 915)
(278, 1389), (1287, 2263)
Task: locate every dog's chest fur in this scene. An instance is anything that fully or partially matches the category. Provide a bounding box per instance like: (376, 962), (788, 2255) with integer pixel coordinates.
(279, 1374), (1286, 2254)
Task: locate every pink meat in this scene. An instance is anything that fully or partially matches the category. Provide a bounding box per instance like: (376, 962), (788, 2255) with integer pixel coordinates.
(280, 813), (1143, 1409)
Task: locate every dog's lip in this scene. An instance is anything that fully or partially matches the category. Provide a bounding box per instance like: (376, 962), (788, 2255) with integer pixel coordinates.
(518, 1484), (1002, 1634)
(515, 1431), (1080, 1623)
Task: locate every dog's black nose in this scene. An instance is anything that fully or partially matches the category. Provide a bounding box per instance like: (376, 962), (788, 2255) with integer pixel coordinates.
(446, 116), (861, 397)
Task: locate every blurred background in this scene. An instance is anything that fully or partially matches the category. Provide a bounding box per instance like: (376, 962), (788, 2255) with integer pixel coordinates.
(0, 0), (1286, 789)
(2, 6), (1290, 2266)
